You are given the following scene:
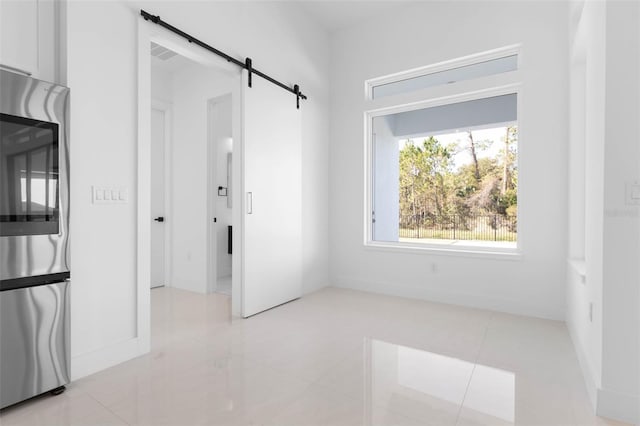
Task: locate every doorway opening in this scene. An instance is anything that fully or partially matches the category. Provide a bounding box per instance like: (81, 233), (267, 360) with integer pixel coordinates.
(138, 15), (304, 357)
(148, 39), (240, 309)
(207, 95), (233, 296)
(150, 99), (171, 289)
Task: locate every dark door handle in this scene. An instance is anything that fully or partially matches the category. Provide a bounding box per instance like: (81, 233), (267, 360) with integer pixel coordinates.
(154, 217), (164, 222)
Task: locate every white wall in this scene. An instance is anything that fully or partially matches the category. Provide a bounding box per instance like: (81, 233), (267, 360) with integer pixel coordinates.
(566, 0), (605, 408)
(566, 1), (640, 423)
(67, 1), (140, 378)
(65, 0), (330, 378)
(150, 61), (172, 104)
(599, 1), (640, 422)
(329, 1), (569, 320)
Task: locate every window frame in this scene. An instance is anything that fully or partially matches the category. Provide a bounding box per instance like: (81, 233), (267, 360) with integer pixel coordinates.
(365, 44), (522, 101)
(363, 48), (524, 258)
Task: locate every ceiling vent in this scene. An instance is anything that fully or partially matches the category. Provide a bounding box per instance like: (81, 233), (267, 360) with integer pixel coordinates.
(150, 42), (178, 61)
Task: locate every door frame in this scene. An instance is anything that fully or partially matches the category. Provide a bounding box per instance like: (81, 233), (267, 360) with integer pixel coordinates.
(137, 18), (243, 356)
(151, 99), (173, 289)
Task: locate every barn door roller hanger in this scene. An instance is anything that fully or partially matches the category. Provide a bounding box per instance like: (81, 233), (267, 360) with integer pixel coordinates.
(141, 10), (307, 109)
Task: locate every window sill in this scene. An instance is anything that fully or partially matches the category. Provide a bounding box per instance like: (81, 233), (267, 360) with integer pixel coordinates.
(365, 240), (523, 260)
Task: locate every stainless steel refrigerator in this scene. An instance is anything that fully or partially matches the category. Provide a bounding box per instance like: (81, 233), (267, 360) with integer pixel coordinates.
(0, 69), (71, 409)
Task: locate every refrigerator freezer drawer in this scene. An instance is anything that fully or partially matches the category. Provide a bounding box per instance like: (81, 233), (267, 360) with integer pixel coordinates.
(0, 281), (70, 409)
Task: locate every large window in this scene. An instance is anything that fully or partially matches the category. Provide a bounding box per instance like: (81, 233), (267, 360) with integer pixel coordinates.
(366, 48), (520, 252)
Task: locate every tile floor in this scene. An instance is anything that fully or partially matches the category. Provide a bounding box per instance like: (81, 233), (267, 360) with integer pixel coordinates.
(0, 287), (629, 426)
(216, 276), (232, 296)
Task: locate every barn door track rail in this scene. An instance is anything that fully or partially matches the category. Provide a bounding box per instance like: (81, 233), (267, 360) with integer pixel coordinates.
(141, 9), (307, 109)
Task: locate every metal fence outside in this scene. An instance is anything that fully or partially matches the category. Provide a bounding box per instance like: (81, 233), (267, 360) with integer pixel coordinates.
(399, 214), (517, 242)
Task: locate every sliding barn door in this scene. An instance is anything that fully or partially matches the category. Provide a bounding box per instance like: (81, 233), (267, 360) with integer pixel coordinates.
(241, 70), (302, 317)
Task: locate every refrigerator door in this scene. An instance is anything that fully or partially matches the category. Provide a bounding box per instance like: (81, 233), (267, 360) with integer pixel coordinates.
(0, 280), (70, 409)
(0, 70), (70, 283)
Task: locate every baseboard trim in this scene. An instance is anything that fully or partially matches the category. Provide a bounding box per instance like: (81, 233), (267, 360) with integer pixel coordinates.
(566, 318), (599, 409)
(71, 337), (146, 381)
(333, 277), (564, 320)
(303, 280), (331, 296)
(597, 387), (640, 425)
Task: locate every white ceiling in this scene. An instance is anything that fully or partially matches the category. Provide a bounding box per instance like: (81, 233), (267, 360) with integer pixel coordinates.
(294, 1), (413, 32)
(150, 1), (414, 75)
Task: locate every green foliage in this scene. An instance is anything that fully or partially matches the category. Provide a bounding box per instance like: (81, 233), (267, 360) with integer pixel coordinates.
(399, 137), (455, 217)
(497, 189), (517, 215)
(398, 126), (518, 230)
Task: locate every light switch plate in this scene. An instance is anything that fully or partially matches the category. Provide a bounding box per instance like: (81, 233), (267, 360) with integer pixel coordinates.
(625, 181), (640, 205)
(93, 186), (128, 204)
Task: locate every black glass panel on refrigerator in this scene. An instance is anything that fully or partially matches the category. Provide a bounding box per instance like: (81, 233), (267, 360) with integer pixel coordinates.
(0, 113), (59, 236)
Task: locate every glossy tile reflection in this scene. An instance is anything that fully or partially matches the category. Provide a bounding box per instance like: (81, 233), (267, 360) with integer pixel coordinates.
(0, 287), (629, 426)
(463, 365), (515, 423)
(365, 340), (515, 425)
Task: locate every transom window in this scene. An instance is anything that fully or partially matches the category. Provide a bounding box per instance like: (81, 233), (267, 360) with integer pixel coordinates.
(371, 55), (517, 100)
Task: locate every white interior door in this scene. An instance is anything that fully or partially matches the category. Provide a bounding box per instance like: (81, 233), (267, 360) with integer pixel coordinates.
(150, 107), (166, 288)
(242, 70), (302, 317)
